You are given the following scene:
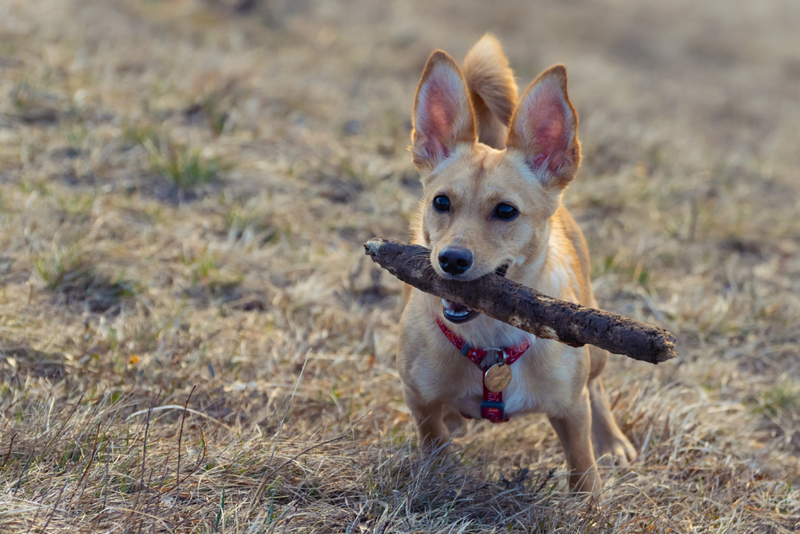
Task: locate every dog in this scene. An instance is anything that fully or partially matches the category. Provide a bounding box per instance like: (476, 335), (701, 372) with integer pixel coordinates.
(397, 34), (637, 493)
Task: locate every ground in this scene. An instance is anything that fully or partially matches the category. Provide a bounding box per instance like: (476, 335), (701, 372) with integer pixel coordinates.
(1, 0), (799, 532)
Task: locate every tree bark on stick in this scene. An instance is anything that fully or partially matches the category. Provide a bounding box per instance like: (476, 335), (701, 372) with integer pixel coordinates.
(364, 237), (677, 364)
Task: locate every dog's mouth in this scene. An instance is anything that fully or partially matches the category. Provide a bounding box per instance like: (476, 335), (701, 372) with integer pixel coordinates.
(441, 298), (479, 323)
(441, 264), (509, 324)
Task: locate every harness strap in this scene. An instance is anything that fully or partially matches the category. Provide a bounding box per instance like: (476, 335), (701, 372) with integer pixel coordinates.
(435, 316), (532, 422)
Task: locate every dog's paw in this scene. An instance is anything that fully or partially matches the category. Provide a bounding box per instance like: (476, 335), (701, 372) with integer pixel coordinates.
(442, 405), (468, 437)
(594, 432), (637, 467)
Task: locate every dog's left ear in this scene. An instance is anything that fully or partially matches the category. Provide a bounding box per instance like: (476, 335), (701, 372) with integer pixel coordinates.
(506, 65), (580, 190)
(411, 51), (477, 171)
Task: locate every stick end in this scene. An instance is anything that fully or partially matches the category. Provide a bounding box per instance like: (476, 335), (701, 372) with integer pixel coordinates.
(655, 344), (678, 364)
(364, 239), (383, 258)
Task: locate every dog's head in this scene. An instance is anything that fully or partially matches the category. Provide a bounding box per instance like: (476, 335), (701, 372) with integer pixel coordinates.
(410, 51), (581, 322)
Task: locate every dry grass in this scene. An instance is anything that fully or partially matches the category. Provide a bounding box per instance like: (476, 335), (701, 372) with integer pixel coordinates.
(1, 0), (799, 532)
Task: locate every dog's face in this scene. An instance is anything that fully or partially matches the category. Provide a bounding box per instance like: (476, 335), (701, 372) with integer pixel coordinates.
(411, 52), (580, 323)
(419, 144), (557, 282)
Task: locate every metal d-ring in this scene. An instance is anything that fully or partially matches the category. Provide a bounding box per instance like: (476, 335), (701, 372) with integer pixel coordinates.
(481, 348), (505, 368)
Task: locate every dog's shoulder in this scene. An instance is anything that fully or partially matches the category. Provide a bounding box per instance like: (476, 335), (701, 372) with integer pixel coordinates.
(548, 204), (592, 306)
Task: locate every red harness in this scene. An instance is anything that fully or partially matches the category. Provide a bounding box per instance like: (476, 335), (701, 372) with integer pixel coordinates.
(435, 316), (532, 423)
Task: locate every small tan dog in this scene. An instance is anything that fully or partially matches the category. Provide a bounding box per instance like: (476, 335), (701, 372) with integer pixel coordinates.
(398, 35), (637, 493)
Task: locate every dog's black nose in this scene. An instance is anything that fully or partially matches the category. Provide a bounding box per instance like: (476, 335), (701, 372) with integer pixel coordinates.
(438, 247), (473, 276)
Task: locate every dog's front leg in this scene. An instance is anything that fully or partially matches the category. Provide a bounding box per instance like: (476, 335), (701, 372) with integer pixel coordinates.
(547, 391), (601, 493)
(403, 387), (453, 454)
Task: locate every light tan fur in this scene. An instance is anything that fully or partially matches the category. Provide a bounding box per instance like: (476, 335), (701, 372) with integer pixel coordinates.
(462, 34), (518, 149)
(400, 37), (637, 494)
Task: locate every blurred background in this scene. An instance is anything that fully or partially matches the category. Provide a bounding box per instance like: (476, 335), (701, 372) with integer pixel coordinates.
(1, 0), (799, 531)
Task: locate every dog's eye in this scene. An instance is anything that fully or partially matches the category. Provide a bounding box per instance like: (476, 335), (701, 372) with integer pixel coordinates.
(494, 203), (518, 220)
(433, 195), (450, 212)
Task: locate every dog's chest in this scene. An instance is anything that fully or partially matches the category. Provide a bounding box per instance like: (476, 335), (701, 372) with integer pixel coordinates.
(452, 381), (537, 420)
(450, 344), (568, 419)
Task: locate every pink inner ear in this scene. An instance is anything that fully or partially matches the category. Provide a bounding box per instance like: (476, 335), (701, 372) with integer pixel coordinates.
(427, 85), (453, 138)
(418, 78), (458, 160)
(521, 86), (569, 173)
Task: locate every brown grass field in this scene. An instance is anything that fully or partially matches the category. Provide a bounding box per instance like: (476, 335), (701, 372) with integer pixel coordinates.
(1, 0), (799, 532)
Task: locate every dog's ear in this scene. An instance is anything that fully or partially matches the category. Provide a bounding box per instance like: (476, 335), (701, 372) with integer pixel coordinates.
(411, 51), (477, 170)
(506, 65), (580, 190)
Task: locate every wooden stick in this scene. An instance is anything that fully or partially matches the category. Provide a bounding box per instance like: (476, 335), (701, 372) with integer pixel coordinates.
(364, 238), (677, 364)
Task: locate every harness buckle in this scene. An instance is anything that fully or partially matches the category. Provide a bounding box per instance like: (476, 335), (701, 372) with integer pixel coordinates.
(480, 400), (507, 422)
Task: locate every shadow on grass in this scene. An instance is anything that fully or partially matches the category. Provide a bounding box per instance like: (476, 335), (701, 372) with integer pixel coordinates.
(144, 135), (226, 205)
(0, 342), (65, 380)
(34, 247), (140, 314)
(120, 124), (228, 204)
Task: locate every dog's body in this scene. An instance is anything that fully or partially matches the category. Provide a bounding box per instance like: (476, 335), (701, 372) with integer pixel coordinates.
(398, 35), (637, 493)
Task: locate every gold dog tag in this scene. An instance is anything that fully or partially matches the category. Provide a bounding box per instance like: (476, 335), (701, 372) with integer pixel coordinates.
(484, 363), (512, 392)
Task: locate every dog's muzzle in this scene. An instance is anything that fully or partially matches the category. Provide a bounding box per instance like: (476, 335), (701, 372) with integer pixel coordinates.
(440, 264), (509, 324)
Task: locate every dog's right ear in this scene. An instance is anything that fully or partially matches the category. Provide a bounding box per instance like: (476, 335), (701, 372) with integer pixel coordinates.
(506, 65), (580, 191)
(411, 51), (477, 171)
